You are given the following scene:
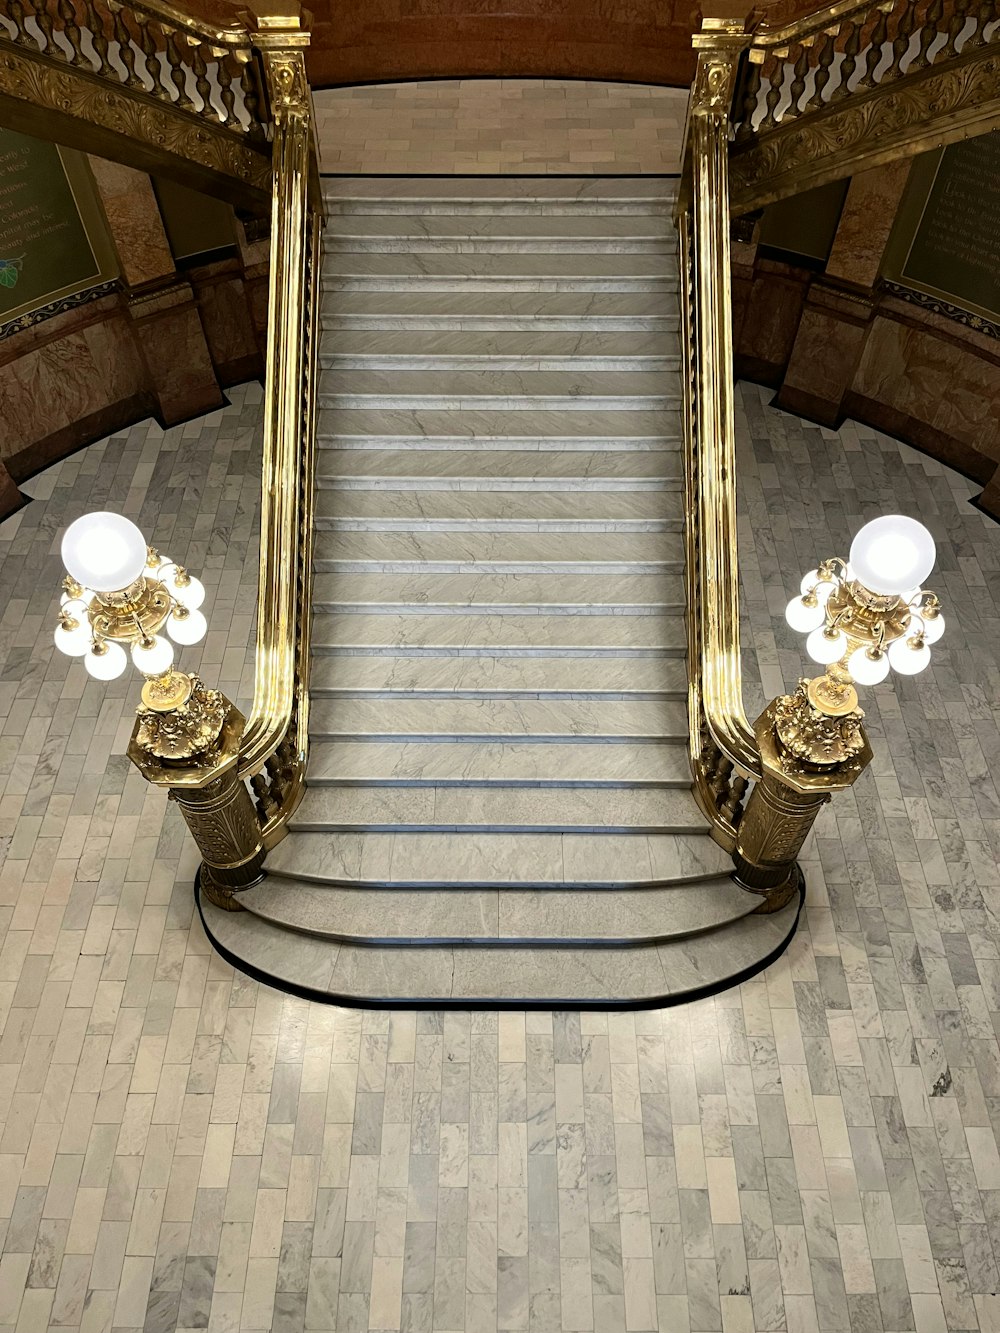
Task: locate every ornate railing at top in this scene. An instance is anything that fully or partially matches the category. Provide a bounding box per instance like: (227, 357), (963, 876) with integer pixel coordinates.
(733, 0), (998, 140)
(0, 0), (267, 137)
(235, 20), (322, 847)
(676, 14), (762, 850)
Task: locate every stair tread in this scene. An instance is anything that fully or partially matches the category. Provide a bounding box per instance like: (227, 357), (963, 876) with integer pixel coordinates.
(309, 655), (688, 697)
(290, 785), (704, 831)
(236, 876), (754, 945)
(265, 828), (731, 887)
(320, 331), (676, 357)
(313, 530), (686, 570)
(312, 571), (685, 612)
(321, 177), (677, 201)
(305, 739), (690, 786)
(317, 408), (681, 439)
(315, 489), (679, 523)
(200, 892), (799, 1005)
(308, 697), (688, 740)
(315, 449), (682, 480)
(323, 214), (675, 238)
(311, 612), (687, 653)
(319, 369), (679, 395)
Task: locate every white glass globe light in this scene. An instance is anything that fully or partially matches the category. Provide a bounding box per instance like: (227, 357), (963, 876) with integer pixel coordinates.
(849, 516), (936, 597)
(888, 636), (931, 675)
(785, 596), (826, 633)
(918, 609), (946, 644)
(166, 608), (207, 645)
(847, 645), (890, 686)
(131, 634), (174, 677)
(799, 568), (835, 601)
(54, 618), (92, 657)
(162, 569), (206, 610)
(61, 512), (148, 594)
(806, 626), (847, 664)
(85, 640), (128, 681)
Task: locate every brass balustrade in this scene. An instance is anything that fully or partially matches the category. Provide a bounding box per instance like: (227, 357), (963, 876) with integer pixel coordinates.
(0, 0), (271, 206)
(730, 0), (1000, 211)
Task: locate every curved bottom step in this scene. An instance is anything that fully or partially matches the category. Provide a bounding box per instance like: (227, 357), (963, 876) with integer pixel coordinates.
(197, 878), (802, 1008)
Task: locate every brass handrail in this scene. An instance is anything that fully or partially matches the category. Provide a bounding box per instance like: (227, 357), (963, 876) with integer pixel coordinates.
(236, 15), (321, 844)
(677, 12), (760, 847)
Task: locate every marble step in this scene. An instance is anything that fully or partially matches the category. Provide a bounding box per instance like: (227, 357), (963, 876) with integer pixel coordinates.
(203, 889), (797, 1005)
(289, 784), (703, 832)
(317, 370), (682, 412)
(312, 530), (685, 573)
(319, 292), (678, 330)
(312, 571), (685, 613)
(309, 655), (688, 698)
(305, 739), (690, 786)
(314, 448), (683, 483)
(314, 488), (680, 528)
(265, 827), (730, 888)
(200, 890), (798, 1006)
(235, 875), (755, 946)
(320, 331), (676, 358)
(316, 407), (681, 440)
(311, 612), (687, 655)
(324, 236), (676, 255)
(323, 214), (676, 239)
(322, 312), (680, 333)
(318, 435), (681, 453)
(325, 274), (677, 294)
(308, 697), (688, 741)
(320, 352), (679, 372)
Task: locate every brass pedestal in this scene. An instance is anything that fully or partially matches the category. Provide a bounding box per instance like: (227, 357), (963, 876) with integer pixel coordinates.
(127, 677), (264, 911)
(734, 682), (873, 912)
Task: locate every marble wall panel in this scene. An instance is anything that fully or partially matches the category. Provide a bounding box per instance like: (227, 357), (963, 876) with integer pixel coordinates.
(191, 262), (265, 384)
(128, 283), (225, 424)
(826, 162), (911, 290)
(87, 157), (174, 288)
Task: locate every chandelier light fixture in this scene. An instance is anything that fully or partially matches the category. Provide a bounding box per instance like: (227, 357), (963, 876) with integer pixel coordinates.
(783, 514), (945, 718)
(54, 511), (208, 713)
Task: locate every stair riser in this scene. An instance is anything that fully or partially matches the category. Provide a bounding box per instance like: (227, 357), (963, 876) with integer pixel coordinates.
(320, 355), (679, 372)
(318, 437), (682, 451)
(314, 647), (686, 658)
(317, 520), (681, 532)
(316, 561), (682, 574)
(324, 278), (679, 293)
(324, 239), (678, 254)
(321, 316), (679, 331)
(315, 603), (683, 616)
(315, 479), (681, 492)
(319, 395), (681, 411)
(323, 202), (675, 216)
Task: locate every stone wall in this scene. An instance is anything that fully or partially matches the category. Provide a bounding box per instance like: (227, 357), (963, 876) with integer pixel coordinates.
(0, 157), (268, 520)
(733, 164), (1000, 522)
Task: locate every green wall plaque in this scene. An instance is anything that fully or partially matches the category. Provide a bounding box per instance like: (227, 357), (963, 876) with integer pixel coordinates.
(896, 132), (1000, 324)
(0, 128), (116, 325)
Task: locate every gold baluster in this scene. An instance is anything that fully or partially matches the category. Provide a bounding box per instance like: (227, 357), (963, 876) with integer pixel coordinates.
(107, 0), (143, 89)
(909, 0), (944, 66)
(858, 3), (893, 87)
(162, 25), (195, 109)
(237, 51), (264, 137)
(185, 35), (213, 116)
(24, 0), (55, 51)
(787, 40), (812, 117)
(806, 28), (838, 109)
(134, 14), (167, 97)
(965, 0), (996, 47)
(734, 55), (763, 141)
(939, 0), (971, 57)
(56, 0), (85, 64)
(5, 0), (34, 46)
(79, 0), (112, 74)
(214, 48), (237, 125)
(831, 18), (863, 99)
(758, 56), (785, 131)
(885, 0), (919, 78)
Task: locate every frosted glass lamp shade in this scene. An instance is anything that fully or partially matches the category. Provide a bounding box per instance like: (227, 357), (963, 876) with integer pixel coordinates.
(166, 608), (207, 645)
(849, 516), (936, 597)
(163, 570), (206, 610)
(799, 568), (835, 600)
(61, 512), (148, 594)
(918, 609), (946, 644)
(131, 634), (174, 677)
(847, 645), (890, 685)
(785, 596), (826, 633)
(85, 641), (127, 680)
(806, 627), (847, 664)
(54, 618), (92, 657)
(887, 636), (931, 675)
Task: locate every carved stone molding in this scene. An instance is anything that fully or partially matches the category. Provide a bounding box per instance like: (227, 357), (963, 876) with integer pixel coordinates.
(731, 49), (1000, 214)
(0, 43), (271, 211)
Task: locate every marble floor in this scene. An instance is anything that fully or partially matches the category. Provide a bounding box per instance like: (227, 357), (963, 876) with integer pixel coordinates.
(1, 380), (999, 1331)
(313, 82), (687, 176)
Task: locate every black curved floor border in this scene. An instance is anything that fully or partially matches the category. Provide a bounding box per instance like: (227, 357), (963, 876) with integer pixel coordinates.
(195, 869), (804, 1013)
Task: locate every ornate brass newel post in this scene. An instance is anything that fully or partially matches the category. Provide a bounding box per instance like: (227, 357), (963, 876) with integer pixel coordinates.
(732, 685), (872, 910)
(127, 682), (265, 910)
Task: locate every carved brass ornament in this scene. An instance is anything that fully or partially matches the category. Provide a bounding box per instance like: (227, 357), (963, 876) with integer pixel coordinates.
(774, 681), (866, 767)
(135, 674), (228, 760)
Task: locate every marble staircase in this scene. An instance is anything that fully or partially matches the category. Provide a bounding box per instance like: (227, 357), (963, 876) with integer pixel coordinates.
(201, 178), (799, 1004)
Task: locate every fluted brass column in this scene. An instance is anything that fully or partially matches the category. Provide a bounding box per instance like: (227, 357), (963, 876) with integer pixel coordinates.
(733, 682), (873, 911)
(126, 677), (264, 910)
